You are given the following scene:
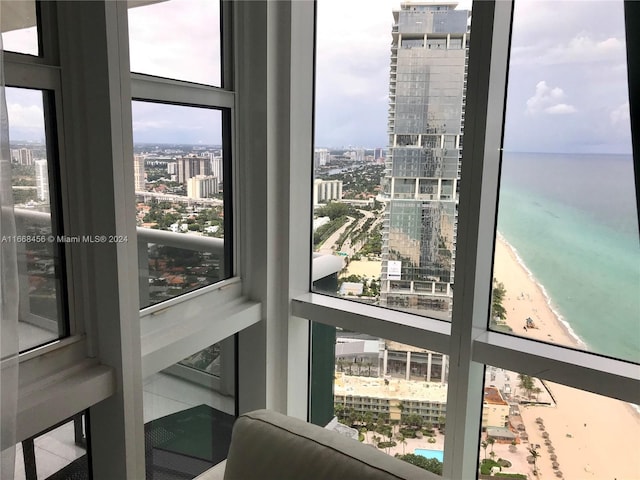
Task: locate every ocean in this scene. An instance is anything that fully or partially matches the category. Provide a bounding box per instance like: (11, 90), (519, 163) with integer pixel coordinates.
(496, 152), (640, 363)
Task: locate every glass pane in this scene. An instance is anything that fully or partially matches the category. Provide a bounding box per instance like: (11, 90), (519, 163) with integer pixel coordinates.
(143, 339), (235, 478)
(128, 0), (221, 86)
(328, 329), (448, 476)
(15, 415), (89, 479)
(1, 0), (39, 56)
(133, 101), (229, 308)
(492, 1), (639, 362)
(312, 0), (472, 322)
(7, 87), (66, 352)
(479, 366), (640, 479)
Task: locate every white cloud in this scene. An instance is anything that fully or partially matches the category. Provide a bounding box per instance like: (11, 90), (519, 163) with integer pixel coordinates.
(526, 81), (575, 115)
(544, 103), (577, 115)
(610, 102), (630, 126)
(512, 34), (625, 66)
(128, 1), (221, 86)
(7, 103), (44, 129)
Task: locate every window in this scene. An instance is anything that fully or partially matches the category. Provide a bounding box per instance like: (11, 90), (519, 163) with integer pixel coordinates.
(14, 414), (90, 480)
(143, 338), (235, 479)
(6, 87), (67, 352)
(132, 102), (231, 308)
(303, 1), (639, 479)
(127, 0), (222, 86)
(479, 366), (639, 479)
(490, 0), (638, 363)
(1, 2), (637, 480)
(313, 0), (469, 322)
(1, 1), (39, 56)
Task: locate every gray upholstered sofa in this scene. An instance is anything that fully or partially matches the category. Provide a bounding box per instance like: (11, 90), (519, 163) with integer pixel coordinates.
(195, 409), (438, 480)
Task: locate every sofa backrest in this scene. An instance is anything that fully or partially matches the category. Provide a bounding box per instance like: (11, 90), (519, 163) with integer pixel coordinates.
(223, 409), (439, 480)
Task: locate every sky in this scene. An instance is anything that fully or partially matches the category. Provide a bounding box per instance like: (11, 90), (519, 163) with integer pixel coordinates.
(3, 0), (633, 154)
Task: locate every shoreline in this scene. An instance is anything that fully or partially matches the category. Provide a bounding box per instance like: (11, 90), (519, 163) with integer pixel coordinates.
(495, 232), (585, 351)
(493, 233), (640, 479)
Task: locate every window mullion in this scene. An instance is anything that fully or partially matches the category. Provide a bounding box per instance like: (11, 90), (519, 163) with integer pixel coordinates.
(444, 1), (513, 479)
(56, 1), (145, 478)
(473, 332), (640, 404)
(131, 74), (235, 108)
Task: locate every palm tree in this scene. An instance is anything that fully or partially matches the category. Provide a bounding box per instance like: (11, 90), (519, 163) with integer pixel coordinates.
(396, 432), (407, 455)
(528, 446), (540, 476)
(533, 387), (542, 401)
(481, 441), (488, 461)
(518, 373), (535, 399)
(487, 436), (495, 454)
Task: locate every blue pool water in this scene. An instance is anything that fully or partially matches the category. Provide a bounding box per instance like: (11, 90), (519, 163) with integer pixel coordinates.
(414, 449), (444, 462)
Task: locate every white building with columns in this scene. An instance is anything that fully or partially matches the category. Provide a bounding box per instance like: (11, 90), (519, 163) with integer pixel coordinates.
(312, 179), (342, 205)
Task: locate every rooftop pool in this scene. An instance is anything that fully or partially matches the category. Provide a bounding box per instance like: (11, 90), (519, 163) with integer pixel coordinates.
(414, 448), (444, 462)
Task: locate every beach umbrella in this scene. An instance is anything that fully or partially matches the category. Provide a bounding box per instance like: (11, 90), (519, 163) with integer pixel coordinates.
(535, 417), (543, 424)
(517, 424), (525, 431)
(544, 439), (552, 446)
(541, 432), (549, 438)
(552, 462), (560, 469)
(555, 471), (563, 478)
(550, 454), (557, 461)
(526, 455), (534, 464)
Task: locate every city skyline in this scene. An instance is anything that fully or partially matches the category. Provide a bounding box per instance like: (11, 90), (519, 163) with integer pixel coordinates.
(4, 0), (632, 154)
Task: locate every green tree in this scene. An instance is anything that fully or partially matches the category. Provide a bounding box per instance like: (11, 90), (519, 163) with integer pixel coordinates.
(487, 436), (496, 454)
(395, 432), (407, 455)
(518, 373), (535, 399)
(395, 454), (442, 476)
(491, 278), (507, 322)
(316, 201), (351, 220)
(481, 440), (488, 461)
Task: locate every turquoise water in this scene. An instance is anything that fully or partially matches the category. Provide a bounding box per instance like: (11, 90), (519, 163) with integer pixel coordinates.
(497, 152), (640, 363)
(414, 448), (444, 462)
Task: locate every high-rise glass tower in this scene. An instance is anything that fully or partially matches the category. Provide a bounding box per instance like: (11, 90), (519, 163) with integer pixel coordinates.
(381, 2), (469, 319)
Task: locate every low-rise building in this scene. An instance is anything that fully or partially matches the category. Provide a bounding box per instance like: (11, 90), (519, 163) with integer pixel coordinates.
(482, 386), (509, 430)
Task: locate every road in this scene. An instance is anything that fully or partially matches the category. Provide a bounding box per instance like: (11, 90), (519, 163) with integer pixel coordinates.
(317, 206), (385, 258)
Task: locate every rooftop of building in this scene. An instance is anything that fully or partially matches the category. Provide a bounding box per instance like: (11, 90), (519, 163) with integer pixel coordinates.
(385, 340), (435, 354)
(334, 373), (448, 403)
(483, 386), (508, 406)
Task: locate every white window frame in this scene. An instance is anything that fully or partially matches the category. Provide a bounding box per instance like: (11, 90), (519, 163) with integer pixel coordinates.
(3, 2), (637, 479)
(288, 1), (640, 479)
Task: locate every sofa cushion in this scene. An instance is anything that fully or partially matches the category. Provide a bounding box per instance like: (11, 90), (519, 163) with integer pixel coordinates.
(223, 409), (438, 480)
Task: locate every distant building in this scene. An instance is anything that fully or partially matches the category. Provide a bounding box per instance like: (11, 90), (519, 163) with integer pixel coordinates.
(334, 374), (448, 424)
(482, 387), (509, 430)
(334, 334), (448, 384)
(339, 282), (364, 296)
(381, 1), (469, 318)
(314, 148), (329, 168)
(187, 175), (218, 199)
(34, 159), (49, 201)
(177, 156), (211, 184)
(12, 148), (34, 165)
(210, 155), (223, 184)
(134, 155), (146, 192)
(354, 148), (365, 162)
(313, 179), (342, 205)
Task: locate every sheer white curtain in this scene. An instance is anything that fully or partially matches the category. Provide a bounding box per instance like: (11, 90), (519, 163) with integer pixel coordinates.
(0, 5), (20, 478)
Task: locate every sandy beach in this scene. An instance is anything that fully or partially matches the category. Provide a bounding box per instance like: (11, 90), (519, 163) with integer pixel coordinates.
(492, 235), (640, 479)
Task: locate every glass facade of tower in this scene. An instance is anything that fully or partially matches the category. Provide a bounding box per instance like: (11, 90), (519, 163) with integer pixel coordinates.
(382, 3), (469, 320)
